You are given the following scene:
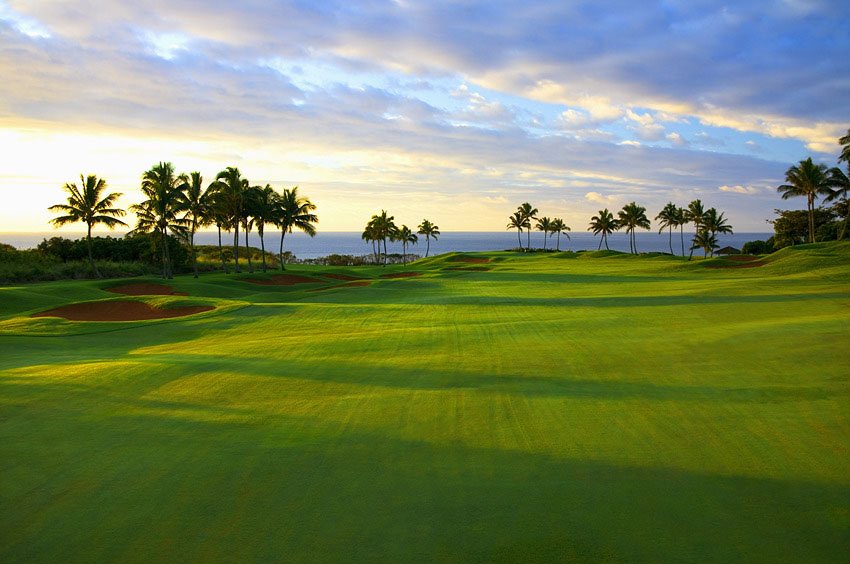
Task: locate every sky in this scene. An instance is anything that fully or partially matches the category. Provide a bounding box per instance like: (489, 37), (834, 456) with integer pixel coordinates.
(1, 0), (848, 234)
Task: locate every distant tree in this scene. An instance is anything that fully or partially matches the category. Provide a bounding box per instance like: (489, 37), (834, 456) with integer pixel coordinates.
(214, 166), (248, 272)
(588, 208), (617, 250)
(685, 199), (707, 261)
(275, 187), (318, 270)
(362, 224), (380, 263)
(770, 207), (836, 248)
(178, 171), (209, 278)
(827, 166), (849, 240)
(691, 230), (719, 258)
(655, 202), (679, 255)
(518, 202), (538, 250)
(367, 210), (396, 265)
(252, 184), (280, 271)
(48, 174), (127, 278)
(741, 239), (775, 255)
(396, 225), (418, 265)
(130, 162), (188, 279)
(839, 128), (850, 165)
(550, 218), (570, 251)
(506, 211), (527, 250)
(675, 206), (688, 256)
(617, 202), (651, 254)
(777, 158), (833, 243)
(417, 219), (440, 257)
(703, 208), (734, 257)
(241, 185), (263, 273)
(535, 216), (554, 251)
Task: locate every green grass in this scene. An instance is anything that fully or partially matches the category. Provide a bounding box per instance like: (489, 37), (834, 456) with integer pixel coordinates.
(1, 243), (849, 562)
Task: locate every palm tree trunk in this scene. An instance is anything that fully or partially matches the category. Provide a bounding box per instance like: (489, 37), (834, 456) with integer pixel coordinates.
(279, 230), (286, 270)
(597, 235), (603, 250)
(517, 228), (522, 250)
(383, 238), (388, 265)
(527, 228), (531, 251)
(164, 227), (173, 279)
(160, 228), (168, 278)
(604, 232), (609, 251)
(543, 230), (547, 251)
(402, 242), (407, 266)
(244, 224), (253, 273)
(233, 221), (240, 273)
(808, 195), (815, 243)
(425, 237), (430, 257)
(259, 226), (267, 271)
(86, 223), (101, 278)
(556, 232), (560, 251)
(191, 223), (198, 279)
(668, 226), (673, 255)
(217, 224), (228, 273)
(680, 225), (685, 257)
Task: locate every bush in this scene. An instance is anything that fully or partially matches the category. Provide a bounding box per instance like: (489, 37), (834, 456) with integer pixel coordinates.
(742, 238), (775, 255)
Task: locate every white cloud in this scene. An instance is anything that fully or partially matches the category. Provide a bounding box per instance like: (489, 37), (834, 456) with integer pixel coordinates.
(719, 184), (760, 195)
(584, 191), (620, 205)
(667, 132), (689, 147)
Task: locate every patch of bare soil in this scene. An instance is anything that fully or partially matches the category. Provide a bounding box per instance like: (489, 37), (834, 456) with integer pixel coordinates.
(106, 283), (187, 296)
(448, 256), (491, 263)
(322, 273), (364, 281)
(31, 301), (214, 321)
(379, 272), (423, 279)
(244, 274), (323, 285)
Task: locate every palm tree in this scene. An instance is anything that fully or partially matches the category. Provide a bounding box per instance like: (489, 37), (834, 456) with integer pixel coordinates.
(252, 184), (280, 271)
(535, 216), (554, 251)
(362, 224), (380, 264)
(178, 171), (209, 278)
(130, 162), (189, 279)
(617, 202), (651, 254)
(276, 186), (318, 269)
(241, 185), (262, 273)
(691, 230), (719, 258)
(204, 183), (231, 273)
(703, 208), (734, 256)
(396, 225), (418, 265)
(518, 202), (538, 250)
(655, 202), (679, 255)
(827, 166), (849, 240)
(367, 210), (396, 265)
(417, 219), (440, 257)
(777, 158), (832, 243)
(506, 211), (527, 250)
(48, 174), (127, 278)
(588, 208), (617, 250)
(214, 167), (248, 272)
(685, 199), (707, 260)
(839, 129), (850, 165)
(675, 206), (687, 256)
(550, 218), (570, 251)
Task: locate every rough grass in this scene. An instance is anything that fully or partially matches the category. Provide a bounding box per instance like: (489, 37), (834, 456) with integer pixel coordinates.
(1, 242), (849, 562)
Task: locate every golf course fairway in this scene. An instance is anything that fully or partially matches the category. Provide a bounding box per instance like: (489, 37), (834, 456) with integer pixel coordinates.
(1, 243), (849, 561)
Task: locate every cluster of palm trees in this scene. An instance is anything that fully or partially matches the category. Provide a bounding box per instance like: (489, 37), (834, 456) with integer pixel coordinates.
(362, 212), (440, 265)
(506, 203), (571, 251)
(778, 130), (850, 243)
(50, 162), (318, 279)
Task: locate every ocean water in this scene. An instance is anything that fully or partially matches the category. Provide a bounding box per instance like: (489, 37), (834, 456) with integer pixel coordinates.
(2, 231), (773, 258)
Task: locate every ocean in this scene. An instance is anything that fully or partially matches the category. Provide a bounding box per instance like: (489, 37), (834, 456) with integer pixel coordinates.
(1, 231), (773, 258)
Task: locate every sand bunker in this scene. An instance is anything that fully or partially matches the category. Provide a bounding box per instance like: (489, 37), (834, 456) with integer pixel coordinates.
(379, 272), (422, 279)
(244, 274), (323, 285)
(106, 283), (187, 296)
(32, 300), (214, 322)
(322, 273), (365, 281)
(449, 256), (491, 264)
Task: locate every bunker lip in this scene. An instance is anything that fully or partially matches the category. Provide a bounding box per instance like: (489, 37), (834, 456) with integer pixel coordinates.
(449, 256), (491, 263)
(106, 283), (188, 296)
(244, 274), (323, 285)
(322, 273), (365, 281)
(31, 300), (214, 321)
(379, 272), (422, 279)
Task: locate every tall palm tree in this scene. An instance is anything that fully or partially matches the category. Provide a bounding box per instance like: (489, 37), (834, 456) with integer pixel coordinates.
(367, 210), (396, 265)
(252, 184), (280, 271)
(48, 174), (127, 278)
(691, 230), (719, 258)
(506, 211), (527, 250)
(655, 202), (679, 255)
(777, 158), (832, 243)
(535, 216), (554, 251)
(839, 128), (850, 165)
(827, 166), (849, 240)
(204, 183), (231, 273)
(178, 171), (209, 278)
(675, 206), (687, 256)
(396, 225), (418, 265)
(550, 218), (570, 251)
(276, 186), (318, 269)
(588, 208), (617, 250)
(417, 219), (440, 257)
(685, 199), (707, 260)
(518, 202), (538, 250)
(241, 185), (261, 273)
(617, 202), (651, 254)
(130, 162), (189, 279)
(703, 208), (734, 256)
(214, 167), (248, 272)
(362, 223), (380, 264)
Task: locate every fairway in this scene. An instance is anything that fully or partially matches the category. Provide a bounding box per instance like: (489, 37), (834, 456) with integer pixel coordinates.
(1, 244), (849, 561)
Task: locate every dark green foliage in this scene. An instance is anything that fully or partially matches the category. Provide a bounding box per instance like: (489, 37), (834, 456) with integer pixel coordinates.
(771, 208), (836, 247)
(741, 238), (775, 255)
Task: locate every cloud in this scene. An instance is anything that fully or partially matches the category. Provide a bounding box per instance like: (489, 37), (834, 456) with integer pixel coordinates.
(719, 184), (761, 195)
(667, 132), (689, 147)
(584, 191), (620, 205)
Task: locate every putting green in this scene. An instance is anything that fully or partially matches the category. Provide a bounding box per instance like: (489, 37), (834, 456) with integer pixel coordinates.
(1, 243), (849, 561)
